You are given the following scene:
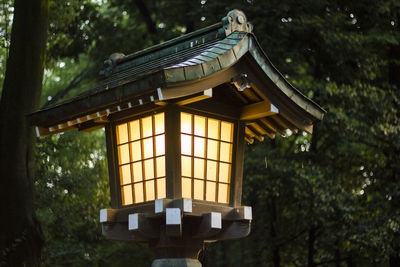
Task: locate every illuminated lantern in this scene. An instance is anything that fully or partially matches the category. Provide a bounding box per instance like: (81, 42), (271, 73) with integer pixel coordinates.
(29, 10), (325, 267)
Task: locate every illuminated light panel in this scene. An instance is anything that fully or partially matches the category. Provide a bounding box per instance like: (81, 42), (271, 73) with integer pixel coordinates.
(116, 123), (129, 144)
(206, 160), (217, 181)
(118, 144), (130, 165)
(130, 141), (141, 162)
(194, 137), (205, 157)
(144, 159), (155, 180)
(180, 112), (234, 204)
(181, 134), (192, 155)
(132, 162), (143, 182)
(194, 180), (204, 200)
(181, 113), (192, 134)
(156, 157), (166, 177)
(116, 112), (166, 205)
(157, 178), (166, 199)
(134, 184), (144, 203)
(206, 181), (216, 201)
(129, 120), (140, 141)
(122, 185), (133, 205)
(181, 156), (192, 177)
(194, 158), (205, 179)
(182, 178), (192, 199)
(143, 138), (153, 159)
(120, 165), (131, 185)
(155, 135), (165, 156)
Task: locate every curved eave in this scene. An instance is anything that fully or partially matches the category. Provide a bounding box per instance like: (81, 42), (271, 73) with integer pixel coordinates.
(161, 33), (326, 122)
(161, 32), (249, 99)
(247, 35), (326, 121)
(28, 71), (165, 128)
(27, 33), (246, 130)
(29, 31), (325, 138)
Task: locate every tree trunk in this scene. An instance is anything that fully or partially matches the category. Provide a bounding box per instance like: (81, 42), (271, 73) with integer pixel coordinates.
(270, 197), (280, 267)
(135, 0), (157, 35)
(334, 248), (341, 267)
(346, 256), (356, 267)
(221, 242), (229, 267)
(0, 0), (49, 266)
(389, 255), (400, 267)
(307, 226), (317, 267)
(387, 15), (400, 267)
(389, 233), (400, 267)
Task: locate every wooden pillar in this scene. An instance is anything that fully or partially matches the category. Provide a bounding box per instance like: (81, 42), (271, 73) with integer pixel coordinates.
(230, 121), (245, 207)
(165, 104), (182, 199)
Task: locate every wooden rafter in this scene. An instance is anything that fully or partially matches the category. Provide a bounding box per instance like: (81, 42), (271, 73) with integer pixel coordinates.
(240, 100), (279, 120)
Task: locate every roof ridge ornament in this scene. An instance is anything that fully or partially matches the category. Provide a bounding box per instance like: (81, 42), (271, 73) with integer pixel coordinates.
(101, 52), (125, 77)
(222, 9), (253, 36)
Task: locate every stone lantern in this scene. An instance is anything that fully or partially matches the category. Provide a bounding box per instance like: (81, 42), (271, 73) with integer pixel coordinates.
(29, 10), (325, 267)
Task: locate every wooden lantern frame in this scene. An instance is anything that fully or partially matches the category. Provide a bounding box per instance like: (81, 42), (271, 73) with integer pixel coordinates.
(28, 9), (326, 265)
(106, 103), (245, 210)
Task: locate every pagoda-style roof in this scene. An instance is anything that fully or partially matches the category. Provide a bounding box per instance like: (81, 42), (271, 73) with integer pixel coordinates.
(29, 10), (325, 142)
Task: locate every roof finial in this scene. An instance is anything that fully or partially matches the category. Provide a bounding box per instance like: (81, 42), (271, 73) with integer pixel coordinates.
(100, 52), (125, 77)
(222, 9), (253, 36)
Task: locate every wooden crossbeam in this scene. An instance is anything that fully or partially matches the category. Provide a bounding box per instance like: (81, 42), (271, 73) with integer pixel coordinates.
(35, 125), (76, 137)
(128, 213), (159, 238)
(244, 136), (254, 144)
(194, 212), (222, 239)
(250, 122), (275, 140)
(100, 208), (118, 223)
(224, 206), (252, 221)
(246, 124), (264, 142)
(240, 100), (279, 120)
(175, 88), (212, 106)
(210, 221), (251, 241)
(245, 126), (257, 138)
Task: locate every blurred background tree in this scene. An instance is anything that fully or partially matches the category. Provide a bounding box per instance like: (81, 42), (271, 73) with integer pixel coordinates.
(0, 0), (48, 265)
(1, 0), (399, 266)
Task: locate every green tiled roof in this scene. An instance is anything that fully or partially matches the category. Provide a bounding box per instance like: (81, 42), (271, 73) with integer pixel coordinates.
(29, 9), (325, 139)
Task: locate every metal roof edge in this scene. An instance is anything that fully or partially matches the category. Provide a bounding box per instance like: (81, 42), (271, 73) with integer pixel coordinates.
(100, 9), (254, 78)
(99, 23), (225, 78)
(27, 26), (229, 127)
(112, 8), (253, 67)
(117, 22), (224, 65)
(162, 33), (249, 87)
(27, 71), (166, 127)
(247, 34), (326, 120)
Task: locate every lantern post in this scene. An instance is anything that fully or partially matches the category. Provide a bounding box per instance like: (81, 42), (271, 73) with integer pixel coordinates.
(29, 10), (325, 267)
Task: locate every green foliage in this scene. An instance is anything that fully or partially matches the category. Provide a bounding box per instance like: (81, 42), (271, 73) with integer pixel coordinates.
(35, 130), (152, 266)
(41, 54), (96, 106)
(0, 0), (13, 93)
(35, 130), (107, 265)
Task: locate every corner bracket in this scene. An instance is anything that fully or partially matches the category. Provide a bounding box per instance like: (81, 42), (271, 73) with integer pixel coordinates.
(231, 73), (251, 91)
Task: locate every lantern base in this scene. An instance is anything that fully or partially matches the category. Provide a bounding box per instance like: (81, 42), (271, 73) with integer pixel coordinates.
(151, 258), (202, 267)
(100, 199), (252, 266)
